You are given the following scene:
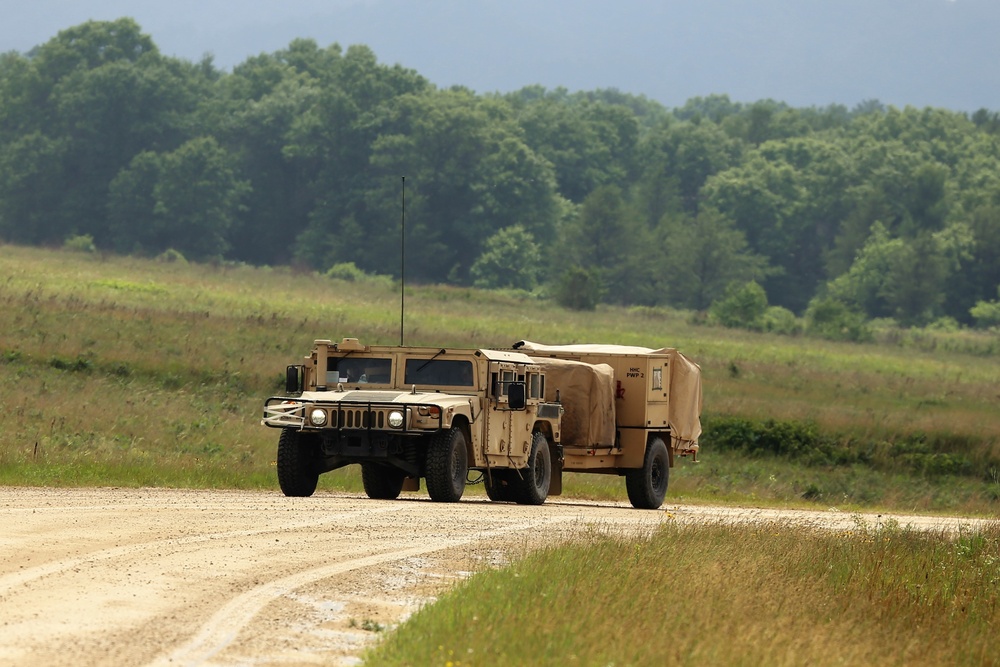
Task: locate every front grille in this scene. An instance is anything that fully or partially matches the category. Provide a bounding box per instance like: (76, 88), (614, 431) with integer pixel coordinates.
(335, 408), (388, 429)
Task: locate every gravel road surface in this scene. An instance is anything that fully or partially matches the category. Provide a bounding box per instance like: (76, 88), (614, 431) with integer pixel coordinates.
(0, 487), (988, 666)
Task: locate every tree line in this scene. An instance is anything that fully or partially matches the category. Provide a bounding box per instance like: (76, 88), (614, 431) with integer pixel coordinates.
(3, 18), (1000, 331)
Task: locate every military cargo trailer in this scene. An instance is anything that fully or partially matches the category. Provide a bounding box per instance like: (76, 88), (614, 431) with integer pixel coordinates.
(513, 341), (702, 509)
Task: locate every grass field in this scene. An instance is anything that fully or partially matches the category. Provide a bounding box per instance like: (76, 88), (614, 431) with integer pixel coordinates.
(3, 243), (998, 666)
(1, 243), (999, 513)
(365, 518), (1000, 667)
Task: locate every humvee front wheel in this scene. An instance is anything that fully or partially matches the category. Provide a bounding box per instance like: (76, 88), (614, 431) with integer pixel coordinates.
(625, 437), (669, 509)
(361, 463), (406, 500)
(426, 427), (468, 502)
(276, 429), (320, 497)
(515, 432), (551, 505)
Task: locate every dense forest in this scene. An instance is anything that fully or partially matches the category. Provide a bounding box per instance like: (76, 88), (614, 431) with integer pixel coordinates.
(3, 18), (1000, 333)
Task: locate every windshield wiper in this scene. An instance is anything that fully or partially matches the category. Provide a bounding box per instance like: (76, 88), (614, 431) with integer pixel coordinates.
(414, 349), (447, 374)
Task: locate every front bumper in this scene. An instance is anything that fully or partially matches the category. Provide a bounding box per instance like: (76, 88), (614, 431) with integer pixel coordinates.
(262, 397), (443, 433)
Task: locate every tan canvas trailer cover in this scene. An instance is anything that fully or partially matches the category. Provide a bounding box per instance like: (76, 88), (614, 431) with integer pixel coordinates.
(514, 341), (703, 459)
(528, 357), (617, 448)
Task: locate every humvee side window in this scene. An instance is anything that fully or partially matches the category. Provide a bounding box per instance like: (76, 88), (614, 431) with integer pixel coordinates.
(404, 359), (474, 387)
(327, 357), (392, 385)
(529, 373), (544, 399)
(498, 370), (516, 396)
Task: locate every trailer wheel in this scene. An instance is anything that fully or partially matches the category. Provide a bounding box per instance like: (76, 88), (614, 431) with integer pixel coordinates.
(625, 437), (670, 509)
(515, 432), (551, 506)
(484, 470), (516, 502)
(426, 427), (468, 502)
(361, 463), (406, 500)
(276, 429), (320, 497)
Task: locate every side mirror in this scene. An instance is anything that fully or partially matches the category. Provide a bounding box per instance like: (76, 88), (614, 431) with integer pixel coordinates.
(508, 382), (526, 410)
(285, 365), (302, 394)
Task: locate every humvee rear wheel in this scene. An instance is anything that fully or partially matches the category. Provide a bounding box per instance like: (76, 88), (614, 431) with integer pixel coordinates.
(426, 427), (468, 502)
(515, 432), (551, 506)
(276, 429), (320, 497)
(625, 437), (670, 509)
(361, 463), (406, 500)
(484, 469), (515, 502)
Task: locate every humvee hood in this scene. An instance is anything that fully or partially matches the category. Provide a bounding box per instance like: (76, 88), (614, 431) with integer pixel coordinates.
(299, 389), (473, 405)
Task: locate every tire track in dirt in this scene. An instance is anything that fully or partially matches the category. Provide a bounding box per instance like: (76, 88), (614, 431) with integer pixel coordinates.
(0, 506), (402, 595)
(146, 514), (580, 667)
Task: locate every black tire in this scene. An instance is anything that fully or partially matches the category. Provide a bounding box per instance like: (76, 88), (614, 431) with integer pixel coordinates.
(425, 427), (468, 502)
(276, 429), (320, 497)
(361, 463), (406, 500)
(514, 432), (551, 506)
(484, 469), (516, 502)
(625, 437), (670, 509)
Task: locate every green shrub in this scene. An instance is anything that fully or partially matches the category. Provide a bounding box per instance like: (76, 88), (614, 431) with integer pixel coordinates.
(703, 416), (834, 460)
(156, 248), (187, 264)
(49, 355), (93, 373)
(970, 289), (1000, 328)
(804, 296), (872, 342)
(709, 281), (768, 329)
(701, 415), (985, 480)
(761, 306), (802, 335)
(925, 316), (961, 333)
(63, 234), (96, 253)
(325, 261), (368, 282)
(470, 225), (542, 291)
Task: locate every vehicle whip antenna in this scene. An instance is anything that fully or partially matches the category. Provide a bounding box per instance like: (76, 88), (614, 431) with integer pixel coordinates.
(400, 175), (406, 346)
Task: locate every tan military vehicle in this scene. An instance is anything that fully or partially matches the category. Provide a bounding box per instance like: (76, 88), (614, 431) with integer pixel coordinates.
(262, 338), (561, 505)
(262, 337), (701, 509)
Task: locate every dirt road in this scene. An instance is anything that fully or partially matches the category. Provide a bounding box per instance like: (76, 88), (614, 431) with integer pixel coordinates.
(0, 488), (987, 666)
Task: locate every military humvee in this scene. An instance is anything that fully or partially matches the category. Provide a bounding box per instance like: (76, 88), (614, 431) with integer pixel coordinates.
(262, 337), (702, 509)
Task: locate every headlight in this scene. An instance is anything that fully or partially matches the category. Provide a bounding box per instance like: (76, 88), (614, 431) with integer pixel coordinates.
(309, 408), (328, 426)
(388, 410), (404, 428)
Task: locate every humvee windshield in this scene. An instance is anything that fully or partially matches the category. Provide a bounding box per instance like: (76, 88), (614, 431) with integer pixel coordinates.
(404, 358), (474, 387)
(326, 357), (392, 385)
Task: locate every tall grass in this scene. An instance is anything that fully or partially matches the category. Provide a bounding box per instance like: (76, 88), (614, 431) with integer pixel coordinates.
(365, 519), (1000, 667)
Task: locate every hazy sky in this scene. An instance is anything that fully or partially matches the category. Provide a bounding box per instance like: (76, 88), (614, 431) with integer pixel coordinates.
(2, 0), (998, 111)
